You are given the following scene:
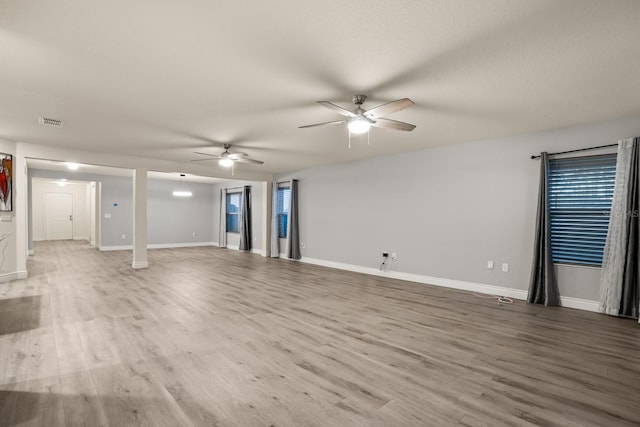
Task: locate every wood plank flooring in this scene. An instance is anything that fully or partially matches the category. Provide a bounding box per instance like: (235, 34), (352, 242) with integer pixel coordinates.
(1, 241), (639, 426)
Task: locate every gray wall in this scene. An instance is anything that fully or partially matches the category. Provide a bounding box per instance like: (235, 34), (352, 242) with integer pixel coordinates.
(29, 170), (218, 248)
(147, 179), (214, 245)
(276, 115), (640, 302)
(212, 180), (264, 251)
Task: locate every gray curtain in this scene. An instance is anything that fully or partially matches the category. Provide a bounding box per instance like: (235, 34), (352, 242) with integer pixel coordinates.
(528, 152), (560, 306)
(600, 138), (640, 318)
(219, 188), (227, 248)
(270, 182), (280, 257)
(239, 186), (252, 252)
(286, 179), (301, 260)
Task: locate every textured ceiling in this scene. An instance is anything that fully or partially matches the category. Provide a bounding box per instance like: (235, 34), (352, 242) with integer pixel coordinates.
(2, 0), (640, 174)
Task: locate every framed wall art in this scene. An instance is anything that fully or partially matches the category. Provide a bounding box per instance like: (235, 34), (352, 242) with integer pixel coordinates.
(0, 153), (12, 212)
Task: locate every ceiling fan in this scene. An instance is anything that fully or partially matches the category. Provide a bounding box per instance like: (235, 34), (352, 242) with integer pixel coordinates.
(299, 94), (416, 136)
(192, 144), (264, 169)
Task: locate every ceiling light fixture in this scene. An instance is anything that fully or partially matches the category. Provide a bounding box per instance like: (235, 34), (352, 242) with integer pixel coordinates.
(219, 158), (234, 168)
(347, 117), (371, 134)
(172, 173), (192, 197)
(57, 181), (66, 187)
(66, 162), (79, 170)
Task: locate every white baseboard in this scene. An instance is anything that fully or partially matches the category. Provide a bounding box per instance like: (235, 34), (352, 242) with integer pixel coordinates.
(100, 245), (132, 251)
(300, 257), (599, 312)
(100, 242), (218, 251)
(0, 271), (28, 283)
(558, 296), (599, 312)
(132, 260), (148, 269)
(147, 242), (216, 249)
(251, 248), (265, 256)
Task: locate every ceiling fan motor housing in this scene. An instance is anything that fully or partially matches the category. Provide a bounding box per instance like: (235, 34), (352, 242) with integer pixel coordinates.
(352, 94), (367, 106)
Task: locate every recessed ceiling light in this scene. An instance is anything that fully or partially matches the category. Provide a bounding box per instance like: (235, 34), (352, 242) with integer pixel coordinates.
(172, 191), (192, 197)
(66, 162), (79, 170)
(39, 117), (64, 128)
(57, 182), (66, 187)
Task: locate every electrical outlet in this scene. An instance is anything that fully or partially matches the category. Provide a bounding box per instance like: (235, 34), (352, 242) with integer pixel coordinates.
(301, 242), (306, 248)
(192, 232), (197, 237)
(487, 260), (494, 269)
(391, 252), (397, 260)
(121, 234), (126, 240)
(502, 263), (509, 272)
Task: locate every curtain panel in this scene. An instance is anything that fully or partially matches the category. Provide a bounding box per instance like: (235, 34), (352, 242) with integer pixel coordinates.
(219, 188), (227, 248)
(270, 182), (280, 257)
(286, 179), (301, 260)
(239, 186), (252, 251)
(600, 138), (640, 319)
(528, 152), (560, 306)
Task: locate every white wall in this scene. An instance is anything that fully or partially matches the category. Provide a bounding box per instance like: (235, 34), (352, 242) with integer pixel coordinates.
(31, 179), (91, 241)
(276, 115), (640, 303)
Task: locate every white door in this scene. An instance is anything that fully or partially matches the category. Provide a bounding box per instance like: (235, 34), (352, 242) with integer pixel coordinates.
(45, 192), (73, 240)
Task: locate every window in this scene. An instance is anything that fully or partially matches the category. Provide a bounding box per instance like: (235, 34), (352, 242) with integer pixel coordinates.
(226, 192), (241, 233)
(276, 185), (291, 238)
(548, 154), (617, 266)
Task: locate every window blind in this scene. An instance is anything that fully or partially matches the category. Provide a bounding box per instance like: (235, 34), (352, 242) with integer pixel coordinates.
(548, 154), (617, 266)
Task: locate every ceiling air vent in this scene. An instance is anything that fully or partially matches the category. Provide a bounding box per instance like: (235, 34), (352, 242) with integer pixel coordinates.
(39, 117), (64, 128)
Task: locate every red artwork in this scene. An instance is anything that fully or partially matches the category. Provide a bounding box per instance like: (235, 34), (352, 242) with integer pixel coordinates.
(0, 154), (11, 211)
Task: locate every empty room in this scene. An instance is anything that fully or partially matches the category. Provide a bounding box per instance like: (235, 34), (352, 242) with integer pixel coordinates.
(1, 1), (640, 426)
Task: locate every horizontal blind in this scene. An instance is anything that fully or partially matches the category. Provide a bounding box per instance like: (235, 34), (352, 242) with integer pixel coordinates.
(276, 188), (290, 238)
(548, 154), (617, 265)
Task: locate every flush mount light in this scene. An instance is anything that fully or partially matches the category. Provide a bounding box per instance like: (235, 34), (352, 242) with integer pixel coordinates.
(347, 117), (371, 134)
(66, 162), (79, 170)
(219, 158), (234, 168)
(57, 181), (66, 187)
(172, 191), (192, 197)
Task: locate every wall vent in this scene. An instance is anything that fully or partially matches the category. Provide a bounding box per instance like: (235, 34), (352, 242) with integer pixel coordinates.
(39, 117), (64, 128)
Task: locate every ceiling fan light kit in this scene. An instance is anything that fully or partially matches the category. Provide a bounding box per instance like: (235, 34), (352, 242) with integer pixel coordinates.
(218, 158), (234, 168)
(348, 117), (372, 134)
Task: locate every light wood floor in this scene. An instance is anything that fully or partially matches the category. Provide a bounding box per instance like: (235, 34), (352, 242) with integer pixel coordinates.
(1, 241), (639, 426)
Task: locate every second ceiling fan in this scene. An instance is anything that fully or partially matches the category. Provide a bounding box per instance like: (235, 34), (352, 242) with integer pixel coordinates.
(299, 94), (416, 136)
(192, 144), (264, 171)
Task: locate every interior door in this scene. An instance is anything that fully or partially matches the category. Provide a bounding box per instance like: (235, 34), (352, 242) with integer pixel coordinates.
(45, 192), (73, 240)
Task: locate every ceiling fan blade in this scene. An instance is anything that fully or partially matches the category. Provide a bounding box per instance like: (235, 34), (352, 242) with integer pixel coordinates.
(371, 117), (416, 131)
(365, 98), (414, 118)
(227, 152), (249, 159)
(193, 151), (222, 158)
(299, 119), (347, 129)
(317, 101), (357, 118)
(190, 158), (218, 162)
(233, 158), (264, 165)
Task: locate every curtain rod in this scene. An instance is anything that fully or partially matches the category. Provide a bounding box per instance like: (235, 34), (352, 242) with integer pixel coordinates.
(530, 143), (617, 160)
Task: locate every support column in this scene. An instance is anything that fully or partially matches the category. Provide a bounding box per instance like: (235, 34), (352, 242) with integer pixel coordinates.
(14, 145), (28, 278)
(132, 168), (148, 269)
(263, 180), (272, 257)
